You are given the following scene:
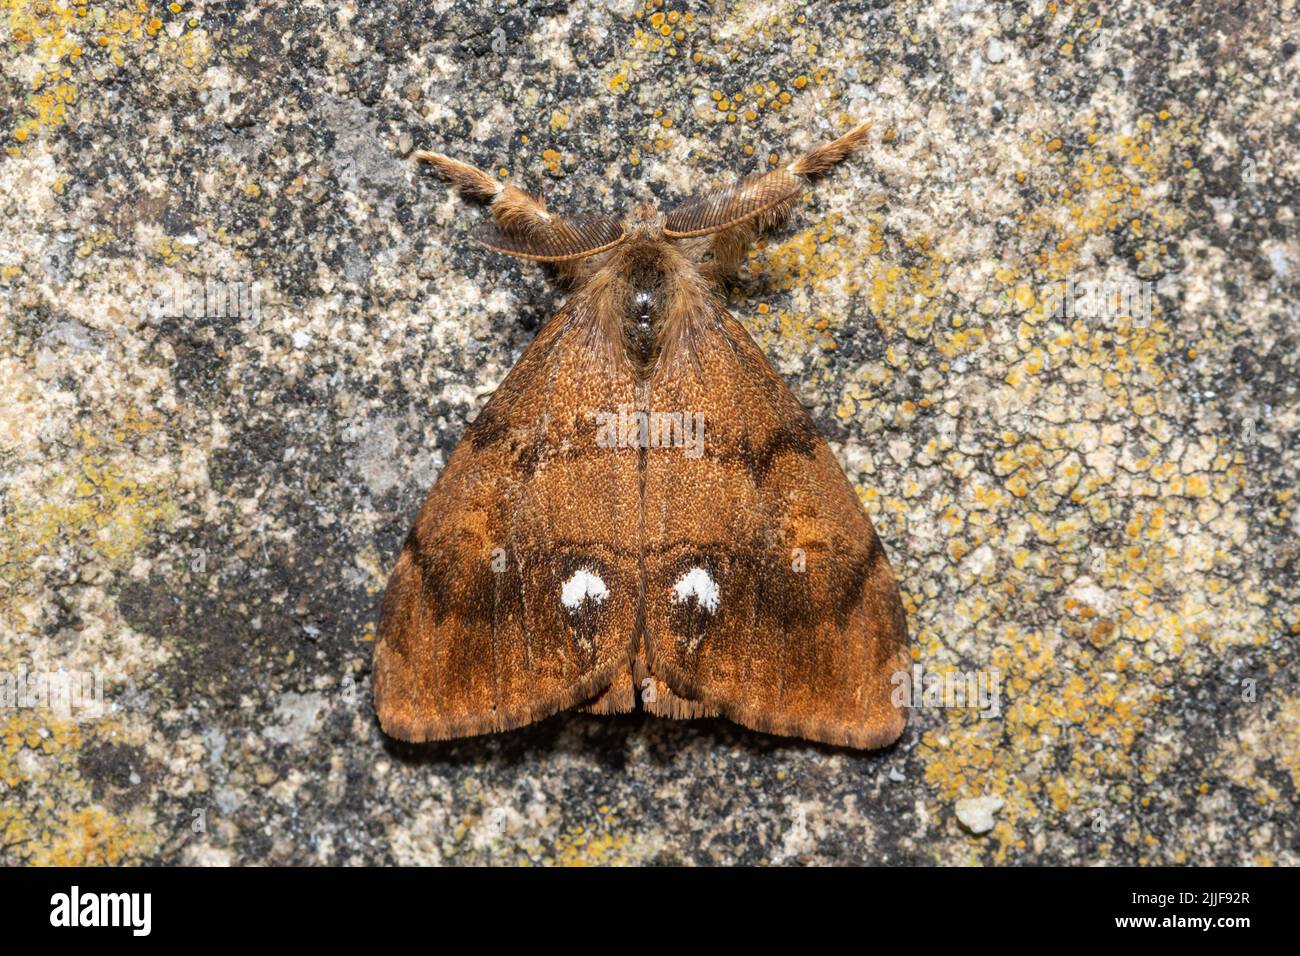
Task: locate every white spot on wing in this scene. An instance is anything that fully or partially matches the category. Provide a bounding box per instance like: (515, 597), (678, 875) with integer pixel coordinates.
(671, 567), (719, 613)
(561, 569), (608, 610)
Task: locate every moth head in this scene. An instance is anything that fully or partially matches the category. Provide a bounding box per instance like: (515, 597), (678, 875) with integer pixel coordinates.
(627, 202), (661, 227)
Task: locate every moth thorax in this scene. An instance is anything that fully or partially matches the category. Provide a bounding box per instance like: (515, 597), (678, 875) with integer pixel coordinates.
(622, 277), (664, 376)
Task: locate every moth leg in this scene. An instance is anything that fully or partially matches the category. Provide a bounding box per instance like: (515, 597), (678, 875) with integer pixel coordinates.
(415, 150), (625, 277)
(414, 150), (554, 234)
(699, 122), (872, 284)
(787, 120), (874, 179)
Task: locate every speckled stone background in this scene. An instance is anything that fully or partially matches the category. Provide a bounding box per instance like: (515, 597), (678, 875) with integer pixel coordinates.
(1, 0), (1297, 866)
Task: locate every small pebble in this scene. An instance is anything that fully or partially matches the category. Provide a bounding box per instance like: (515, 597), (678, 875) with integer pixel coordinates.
(955, 795), (1004, 835)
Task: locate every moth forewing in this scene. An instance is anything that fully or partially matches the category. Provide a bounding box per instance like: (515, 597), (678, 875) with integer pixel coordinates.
(377, 121), (907, 748)
(373, 307), (640, 742)
(640, 306), (909, 749)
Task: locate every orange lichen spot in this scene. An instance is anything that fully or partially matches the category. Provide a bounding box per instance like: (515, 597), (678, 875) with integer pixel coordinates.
(793, 75), (808, 90)
(1047, 138), (1063, 152)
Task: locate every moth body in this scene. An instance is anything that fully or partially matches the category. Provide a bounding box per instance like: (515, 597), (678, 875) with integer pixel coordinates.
(377, 123), (910, 749)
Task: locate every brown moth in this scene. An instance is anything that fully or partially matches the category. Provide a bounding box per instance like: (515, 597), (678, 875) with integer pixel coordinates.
(374, 122), (909, 749)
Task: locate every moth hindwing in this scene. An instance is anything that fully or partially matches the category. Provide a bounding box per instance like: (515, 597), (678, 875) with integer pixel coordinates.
(377, 123), (908, 749)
